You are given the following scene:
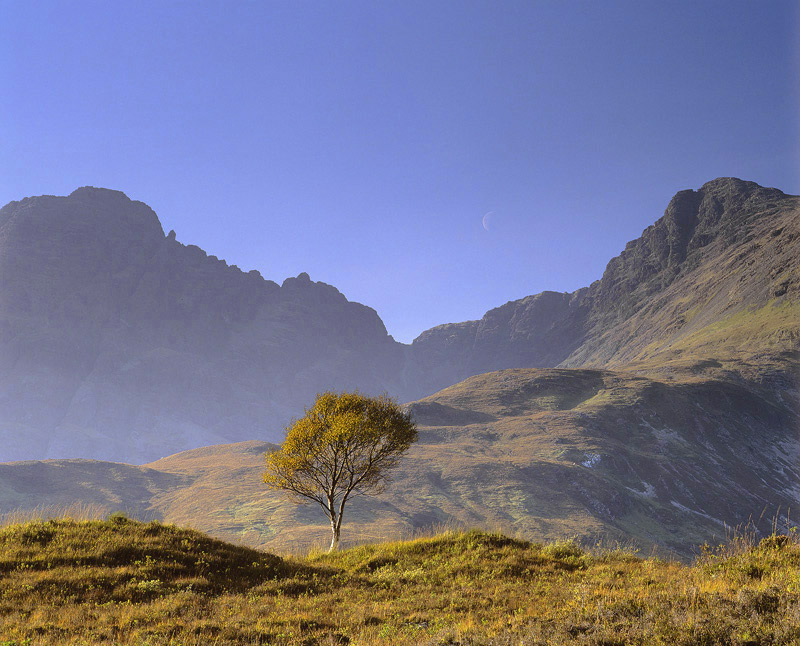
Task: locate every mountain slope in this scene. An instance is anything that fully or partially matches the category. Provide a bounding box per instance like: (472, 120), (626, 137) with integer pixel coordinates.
(0, 178), (796, 463)
(147, 366), (800, 555)
(407, 178), (799, 393)
(1, 363), (796, 557)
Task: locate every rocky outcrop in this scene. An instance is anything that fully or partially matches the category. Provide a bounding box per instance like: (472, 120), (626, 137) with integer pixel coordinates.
(584, 178), (788, 318)
(407, 290), (588, 395)
(565, 177), (798, 368)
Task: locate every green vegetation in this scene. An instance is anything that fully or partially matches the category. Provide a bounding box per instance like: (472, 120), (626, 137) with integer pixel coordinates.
(265, 391), (417, 551)
(672, 299), (800, 354)
(1, 516), (800, 645)
(635, 298), (800, 374)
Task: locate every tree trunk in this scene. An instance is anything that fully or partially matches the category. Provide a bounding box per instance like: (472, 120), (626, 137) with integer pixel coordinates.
(329, 521), (340, 552)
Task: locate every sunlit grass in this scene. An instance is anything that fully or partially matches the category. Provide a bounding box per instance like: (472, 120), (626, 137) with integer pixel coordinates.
(0, 515), (798, 644)
(0, 501), (109, 526)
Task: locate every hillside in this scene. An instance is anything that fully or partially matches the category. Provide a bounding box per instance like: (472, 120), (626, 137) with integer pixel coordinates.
(1, 363), (796, 557)
(1, 517), (799, 645)
(0, 178), (796, 463)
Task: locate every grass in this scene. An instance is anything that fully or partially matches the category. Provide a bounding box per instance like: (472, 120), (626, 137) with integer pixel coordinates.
(670, 299), (800, 354)
(2, 358), (795, 559)
(0, 515), (799, 644)
(0, 501), (109, 526)
(634, 298), (800, 373)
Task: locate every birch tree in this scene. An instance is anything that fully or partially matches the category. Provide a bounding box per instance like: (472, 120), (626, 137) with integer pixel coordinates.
(264, 391), (417, 552)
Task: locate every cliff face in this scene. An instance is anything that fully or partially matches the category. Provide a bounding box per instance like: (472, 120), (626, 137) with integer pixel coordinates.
(565, 178), (799, 370)
(0, 187), (405, 462)
(407, 178), (799, 392)
(407, 290), (588, 396)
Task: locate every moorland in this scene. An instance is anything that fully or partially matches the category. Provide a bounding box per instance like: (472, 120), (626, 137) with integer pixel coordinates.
(0, 515), (799, 645)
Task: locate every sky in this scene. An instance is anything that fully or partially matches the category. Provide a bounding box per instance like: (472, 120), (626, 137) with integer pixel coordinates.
(1, 1), (798, 343)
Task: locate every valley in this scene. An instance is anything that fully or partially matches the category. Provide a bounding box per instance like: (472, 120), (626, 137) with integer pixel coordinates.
(0, 177), (796, 558)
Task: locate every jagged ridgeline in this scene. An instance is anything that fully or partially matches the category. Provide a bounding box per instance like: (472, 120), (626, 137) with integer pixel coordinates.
(0, 187), (406, 462)
(0, 178), (796, 463)
(408, 178), (799, 393)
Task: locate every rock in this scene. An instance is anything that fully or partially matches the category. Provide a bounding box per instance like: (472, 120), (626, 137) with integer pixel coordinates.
(406, 178), (799, 389)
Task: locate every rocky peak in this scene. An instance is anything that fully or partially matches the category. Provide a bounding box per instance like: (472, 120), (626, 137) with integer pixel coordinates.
(660, 189), (703, 267)
(65, 186), (165, 240)
(699, 176), (785, 201)
(406, 177), (798, 390)
(69, 185), (132, 201)
(590, 178), (793, 318)
(281, 271), (315, 290)
(0, 186), (165, 252)
(0, 187), (410, 462)
(280, 272), (351, 306)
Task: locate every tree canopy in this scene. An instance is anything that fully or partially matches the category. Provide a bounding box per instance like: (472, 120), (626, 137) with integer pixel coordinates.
(264, 391), (417, 551)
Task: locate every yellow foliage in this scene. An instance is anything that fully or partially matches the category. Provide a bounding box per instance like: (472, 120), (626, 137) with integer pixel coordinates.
(264, 392), (417, 550)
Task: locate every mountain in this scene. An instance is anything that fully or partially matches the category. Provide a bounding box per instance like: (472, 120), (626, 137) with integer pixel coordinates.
(0, 187), (405, 462)
(0, 178), (796, 464)
(0, 176), (796, 554)
(407, 178), (799, 394)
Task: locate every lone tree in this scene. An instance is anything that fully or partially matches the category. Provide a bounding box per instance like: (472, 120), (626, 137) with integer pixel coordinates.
(264, 391), (417, 552)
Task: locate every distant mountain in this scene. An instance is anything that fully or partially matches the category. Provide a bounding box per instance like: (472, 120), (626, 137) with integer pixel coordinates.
(0, 178), (796, 463)
(0, 177), (797, 553)
(407, 178), (799, 394)
(0, 187), (405, 462)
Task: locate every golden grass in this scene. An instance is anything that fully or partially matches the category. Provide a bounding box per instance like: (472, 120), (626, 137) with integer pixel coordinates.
(0, 516), (799, 645)
(0, 501), (109, 526)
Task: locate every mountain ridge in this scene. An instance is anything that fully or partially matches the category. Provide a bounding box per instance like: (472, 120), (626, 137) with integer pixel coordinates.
(407, 177), (798, 392)
(0, 186), (404, 461)
(0, 177), (796, 462)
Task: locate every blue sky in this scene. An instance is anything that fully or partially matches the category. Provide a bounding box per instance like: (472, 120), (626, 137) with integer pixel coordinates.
(1, 1), (797, 342)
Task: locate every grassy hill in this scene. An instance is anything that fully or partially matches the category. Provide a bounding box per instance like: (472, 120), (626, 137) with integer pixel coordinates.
(0, 363), (796, 558)
(0, 516), (799, 645)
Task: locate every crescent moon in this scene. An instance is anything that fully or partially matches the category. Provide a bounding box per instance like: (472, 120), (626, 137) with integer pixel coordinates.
(482, 211), (494, 231)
